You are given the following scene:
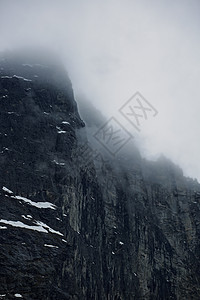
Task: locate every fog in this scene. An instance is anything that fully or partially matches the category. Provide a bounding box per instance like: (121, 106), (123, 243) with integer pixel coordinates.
(0, 0), (200, 181)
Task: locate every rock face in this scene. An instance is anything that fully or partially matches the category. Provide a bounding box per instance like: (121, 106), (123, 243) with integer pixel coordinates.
(0, 53), (200, 300)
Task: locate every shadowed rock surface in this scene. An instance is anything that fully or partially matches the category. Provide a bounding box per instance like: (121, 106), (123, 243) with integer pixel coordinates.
(0, 52), (200, 300)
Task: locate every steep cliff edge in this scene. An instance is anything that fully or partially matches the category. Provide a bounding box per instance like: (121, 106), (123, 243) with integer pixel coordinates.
(0, 53), (200, 300)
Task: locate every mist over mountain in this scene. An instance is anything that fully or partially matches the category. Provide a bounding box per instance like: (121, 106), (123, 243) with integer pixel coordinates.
(0, 0), (199, 181)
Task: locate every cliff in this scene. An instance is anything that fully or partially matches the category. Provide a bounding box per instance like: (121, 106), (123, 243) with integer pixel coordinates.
(0, 52), (200, 300)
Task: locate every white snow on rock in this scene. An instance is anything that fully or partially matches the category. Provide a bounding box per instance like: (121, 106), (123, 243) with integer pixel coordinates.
(14, 294), (22, 298)
(52, 160), (65, 166)
(2, 186), (13, 194)
(35, 221), (64, 236)
(56, 126), (66, 134)
(62, 239), (67, 243)
(0, 219), (48, 233)
(1, 75), (32, 82)
(0, 219), (64, 236)
(62, 121), (70, 125)
(1, 76), (12, 79)
(10, 195), (56, 210)
(22, 215), (32, 220)
(44, 244), (58, 248)
(0, 226), (7, 229)
(13, 75), (32, 82)
(119, 241), (124, 245)
(58, 130), (66, 134)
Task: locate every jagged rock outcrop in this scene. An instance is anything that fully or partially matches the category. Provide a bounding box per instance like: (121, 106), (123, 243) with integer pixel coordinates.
(0, 52), (200, 300)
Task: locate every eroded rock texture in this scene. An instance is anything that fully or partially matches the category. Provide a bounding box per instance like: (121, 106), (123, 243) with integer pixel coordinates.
(0, 53), (200, 300)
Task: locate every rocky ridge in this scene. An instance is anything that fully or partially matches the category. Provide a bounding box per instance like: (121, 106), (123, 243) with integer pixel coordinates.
(0, 52), (200, 299)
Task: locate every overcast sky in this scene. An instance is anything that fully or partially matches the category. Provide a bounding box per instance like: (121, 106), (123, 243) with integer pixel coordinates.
(0, 0), (200, 180)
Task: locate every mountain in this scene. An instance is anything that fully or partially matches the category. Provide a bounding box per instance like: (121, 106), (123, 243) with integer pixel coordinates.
(0, 52), (200, 300)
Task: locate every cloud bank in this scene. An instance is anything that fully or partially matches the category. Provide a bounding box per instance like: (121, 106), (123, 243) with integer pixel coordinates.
(0, 0), (200, 180)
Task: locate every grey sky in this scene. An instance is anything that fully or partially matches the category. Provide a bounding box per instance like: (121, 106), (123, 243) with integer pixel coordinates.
(0, 0), (200, 180)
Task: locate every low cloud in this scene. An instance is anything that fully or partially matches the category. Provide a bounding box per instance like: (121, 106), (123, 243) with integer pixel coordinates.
(0, 0), (200, 180)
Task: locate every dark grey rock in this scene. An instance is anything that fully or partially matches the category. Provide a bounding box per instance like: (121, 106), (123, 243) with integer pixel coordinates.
(0, 52), (200, 300)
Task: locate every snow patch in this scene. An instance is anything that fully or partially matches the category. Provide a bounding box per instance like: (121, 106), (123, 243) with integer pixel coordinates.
(10, 195), (56, 210)
(35, 221), (64, 236)
(62, 121), (70, 125)
(0, 219), (63, 236)
(52, 160), (65, 166)
(0, 226), (7, 229)
(0, 219), (48, 233)
(44, 244), (58, 248)
(1, 75), (32, 82)
(14, 294), (22, 298)
(1, 76), (12, 79)
(22, 215), (32, 220)
(58, 130), (66, 134)
(13, 75), (32, 82)
(2, 186), (13, 194)
(56, 126), (66, 134)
